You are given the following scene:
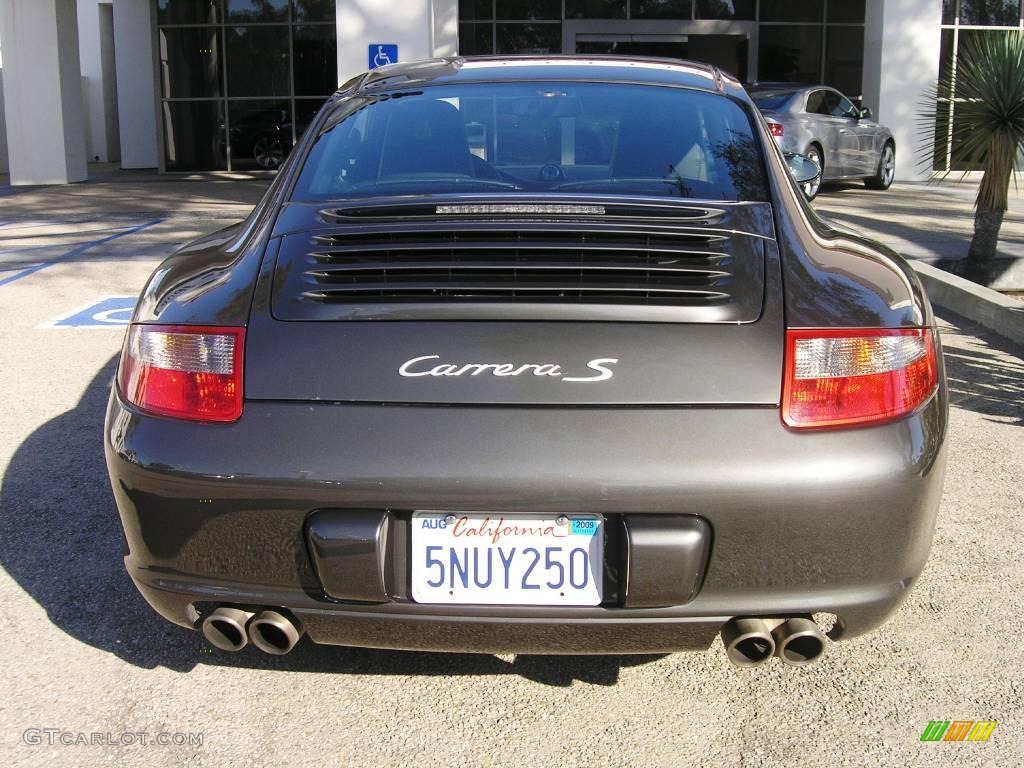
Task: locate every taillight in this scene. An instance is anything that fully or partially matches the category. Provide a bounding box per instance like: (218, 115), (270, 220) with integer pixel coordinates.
(783, 329), (938, 430)
(768, 120), (785, 139)
(118, 324), (245, 422)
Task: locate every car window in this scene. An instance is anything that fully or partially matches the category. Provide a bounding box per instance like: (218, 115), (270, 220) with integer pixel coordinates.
(749, 90), (795, 111)
(832, 95), (857, 118)
(805, 90), (825, 115)
(809, 90), (842, 116)
(292, 82), (770, 203)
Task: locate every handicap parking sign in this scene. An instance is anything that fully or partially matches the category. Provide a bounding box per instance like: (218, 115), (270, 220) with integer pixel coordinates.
(44, 296), (137, 328)
(369, 44), (398, 69)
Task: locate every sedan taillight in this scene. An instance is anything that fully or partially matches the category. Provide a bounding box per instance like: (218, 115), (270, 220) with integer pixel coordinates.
(118, 324), (245, 422)
(782, 329), (938, 430)
(767, 120), (785, 139)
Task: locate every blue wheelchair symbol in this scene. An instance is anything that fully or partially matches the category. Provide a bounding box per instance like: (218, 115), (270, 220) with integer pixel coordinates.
(369, 44), (398, 70)
(47, 296), (137, 328)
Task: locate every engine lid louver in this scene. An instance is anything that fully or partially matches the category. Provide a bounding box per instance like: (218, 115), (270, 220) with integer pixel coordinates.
(270, 203), (771, 323)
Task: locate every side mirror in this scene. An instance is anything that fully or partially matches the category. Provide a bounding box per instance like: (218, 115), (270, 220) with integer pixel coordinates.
(858, 107), (872, 120)
(784, 152), (821, 186)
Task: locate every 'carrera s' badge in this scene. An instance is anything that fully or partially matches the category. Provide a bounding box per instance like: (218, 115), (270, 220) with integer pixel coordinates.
(398, 356), (618, 383)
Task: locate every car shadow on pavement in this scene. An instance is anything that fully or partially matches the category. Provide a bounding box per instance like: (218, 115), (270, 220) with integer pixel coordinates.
(938, 311), (1024, 427)
(0, 357), (665, 686)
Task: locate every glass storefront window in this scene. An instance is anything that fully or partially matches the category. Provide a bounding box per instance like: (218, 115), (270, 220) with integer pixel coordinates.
(959, 0), (1021, 26)
(162, 100), (226, 171)
(157, 0), (220, 25)
(460, 0), (494, 21)
(825, 25), (864, 98)
(157, 0), (336, 171)
(292, 0), (335, 22)
(226, 26), (290, 96)
(293, 25), (338, 96)
(225, 0), (288, 23)
(942, 0), (957, 24)
(295, 98), (328, 131)
(758, 25), (823, 83)
(228, 99), (292, 170)
(460, 23), (495, 54)
(496, 1), (562, 20)
(159, 27), (222, 99)
(566, 0), (627, 18)
(459, 0), (866, 102)
(760, 0), (824, 23)
(496, 23), (562, 52)
(630, 0), (693, 19)
(695, 1), (755, 21)
(826, 0), (865, 24)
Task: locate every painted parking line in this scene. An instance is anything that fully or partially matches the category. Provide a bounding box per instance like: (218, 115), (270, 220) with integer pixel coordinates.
(39, 296), (137, 329)
(0, 217), (163, 288)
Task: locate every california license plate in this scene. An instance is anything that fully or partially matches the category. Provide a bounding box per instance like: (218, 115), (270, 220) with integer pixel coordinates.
(411, 512), (604, 606)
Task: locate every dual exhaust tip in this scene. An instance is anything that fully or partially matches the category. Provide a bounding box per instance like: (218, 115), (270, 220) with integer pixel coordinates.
(721, 616), (827, 668)
(203, 607), (825, 665)
(201, 607), (303, 655)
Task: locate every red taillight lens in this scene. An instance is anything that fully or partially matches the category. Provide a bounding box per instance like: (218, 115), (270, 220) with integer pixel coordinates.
(783, 329), (938, 430)
(118, 324), (245, 422)
(768, 120), (785, 138)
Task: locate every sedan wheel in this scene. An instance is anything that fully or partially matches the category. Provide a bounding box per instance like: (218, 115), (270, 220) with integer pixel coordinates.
(253, 136), (285, 169)
(802, 147), (822, 200)
(866, 143), (895, 190)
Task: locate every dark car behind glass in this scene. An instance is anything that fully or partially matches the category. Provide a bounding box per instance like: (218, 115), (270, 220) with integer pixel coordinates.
(105, 57), (946, 669)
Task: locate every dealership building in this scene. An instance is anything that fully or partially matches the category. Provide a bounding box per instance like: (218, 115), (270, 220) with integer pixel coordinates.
(0, 0), (1018, 183)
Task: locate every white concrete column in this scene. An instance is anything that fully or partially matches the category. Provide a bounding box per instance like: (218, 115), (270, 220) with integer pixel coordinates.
(863, 0), (943, 181)
(112, 0), (158, 169)
(78, 0), (120, 163)
(0, 0), (87, 184)
(431, 0), (458, 59)
(0, 38), (8, 174)
(337, 0), (458, 84)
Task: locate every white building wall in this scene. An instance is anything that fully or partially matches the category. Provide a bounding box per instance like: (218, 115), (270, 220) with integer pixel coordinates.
(864, 0), (943, 181)
(337, 0), (459, 84)
(112, 0), (157, 168)
(78, 0), (105, 161)
(77, 0), (119, 163)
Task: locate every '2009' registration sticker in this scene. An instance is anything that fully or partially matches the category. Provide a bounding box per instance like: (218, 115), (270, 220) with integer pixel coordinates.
(571, 519), (599, 536)
(410, 513), (604, 606)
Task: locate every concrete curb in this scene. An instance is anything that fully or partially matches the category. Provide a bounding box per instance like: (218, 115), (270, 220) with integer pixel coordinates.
(912, 261), (1024, 346)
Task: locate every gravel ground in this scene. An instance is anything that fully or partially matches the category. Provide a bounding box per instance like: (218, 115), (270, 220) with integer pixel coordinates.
(0, 178), (1021, 767)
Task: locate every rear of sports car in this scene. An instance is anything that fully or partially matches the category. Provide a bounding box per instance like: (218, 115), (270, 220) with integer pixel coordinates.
(104, 58), (947, 667)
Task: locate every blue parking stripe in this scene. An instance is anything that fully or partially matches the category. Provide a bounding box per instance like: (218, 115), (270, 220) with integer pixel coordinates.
(0, 218), (163, 288)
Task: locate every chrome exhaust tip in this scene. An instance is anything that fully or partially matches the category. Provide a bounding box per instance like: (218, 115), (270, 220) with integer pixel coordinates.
(201, 607), (254, 652)
(248, 610), (304, 655)
(772, 616), (827, 667)
(720, 617), (776, 668)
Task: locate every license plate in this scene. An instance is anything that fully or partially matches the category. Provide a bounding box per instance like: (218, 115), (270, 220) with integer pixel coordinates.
(411, 512), (604, 606)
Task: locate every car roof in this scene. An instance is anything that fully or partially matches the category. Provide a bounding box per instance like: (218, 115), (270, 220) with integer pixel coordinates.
(337, 55), (747, 99)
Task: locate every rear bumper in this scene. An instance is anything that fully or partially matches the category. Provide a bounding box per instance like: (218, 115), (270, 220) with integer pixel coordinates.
(105, 390), (947, 654)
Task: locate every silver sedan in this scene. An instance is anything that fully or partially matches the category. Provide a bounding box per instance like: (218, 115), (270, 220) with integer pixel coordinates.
(748, 84), (895, 199)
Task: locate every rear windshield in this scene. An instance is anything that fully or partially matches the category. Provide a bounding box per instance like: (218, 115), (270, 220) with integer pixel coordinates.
(292, 83), (769, 202)
(749, 90), (797, 111)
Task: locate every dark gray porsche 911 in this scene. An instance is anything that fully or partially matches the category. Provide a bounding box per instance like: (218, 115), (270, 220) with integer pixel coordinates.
(104, 56), (948, 668)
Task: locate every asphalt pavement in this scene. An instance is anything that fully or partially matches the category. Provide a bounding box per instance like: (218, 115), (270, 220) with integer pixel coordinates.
(0, 173), (1021, 767)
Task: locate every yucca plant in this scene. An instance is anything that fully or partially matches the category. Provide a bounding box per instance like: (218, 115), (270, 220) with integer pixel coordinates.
(919, 30), (1024, 284)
